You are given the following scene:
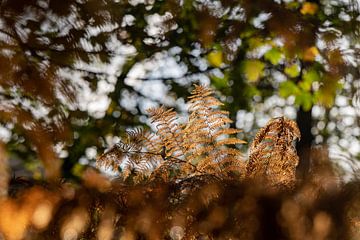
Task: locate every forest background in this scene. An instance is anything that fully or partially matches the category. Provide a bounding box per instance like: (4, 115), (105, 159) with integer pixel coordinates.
(0, 0), (359, 181)
(1, 0), (360, 239)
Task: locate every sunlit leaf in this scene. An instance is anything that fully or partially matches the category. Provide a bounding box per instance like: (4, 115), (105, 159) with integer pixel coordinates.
(316, 90), (334, 108)
(284, 64), (300, 78)
(315, 76), (343, 107)
(300, 2), (319, 15)
(242, 60), (265, 82)
(299, 69), (320, 91)
(298, 80), (312, 92)
(264, 48), (282, 65)
(279, 80), (300, 98)
(207, 51), (223, 67)
(248, 37), (264, 50)
(303, 69), (321, 83)
(303, 46), (319, 62)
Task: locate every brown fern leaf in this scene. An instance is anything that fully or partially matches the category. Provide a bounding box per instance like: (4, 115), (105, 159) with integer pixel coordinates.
(183, 84), (246, 177)
(246, 117), (301, 188)
(147, 106), (186, 160)
(97, 143), (127, 171)
(98, 85), (247, 183)
(96, 128), (164, 182)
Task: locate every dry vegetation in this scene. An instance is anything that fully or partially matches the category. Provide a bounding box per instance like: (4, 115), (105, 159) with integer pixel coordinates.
(98, 85), (246, 184)
(0, 85), (360, 240)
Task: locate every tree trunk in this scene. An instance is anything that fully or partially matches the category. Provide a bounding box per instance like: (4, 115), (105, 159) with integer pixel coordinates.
(296, 106), (313, 179)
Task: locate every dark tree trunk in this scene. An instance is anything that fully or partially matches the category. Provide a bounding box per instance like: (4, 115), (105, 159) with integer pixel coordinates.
(296, 106), (313, 179)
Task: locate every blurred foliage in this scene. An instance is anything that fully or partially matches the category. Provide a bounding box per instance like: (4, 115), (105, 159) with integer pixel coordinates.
(0, 0), (359, 178)
(1, 157), (360, 239)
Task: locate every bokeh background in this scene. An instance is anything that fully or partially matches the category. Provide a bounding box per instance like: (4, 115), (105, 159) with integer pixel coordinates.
(0, 0), (359, 182)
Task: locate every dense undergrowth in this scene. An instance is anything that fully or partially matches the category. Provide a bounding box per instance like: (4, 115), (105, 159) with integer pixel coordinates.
(0, 85), (359, 240)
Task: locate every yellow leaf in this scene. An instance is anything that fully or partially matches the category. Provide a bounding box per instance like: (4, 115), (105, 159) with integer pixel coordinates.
(242, 60), (265, 82)
(303, 46), (319, 62)
(207, 51), (223, 67)
(300, 2), (318, 15)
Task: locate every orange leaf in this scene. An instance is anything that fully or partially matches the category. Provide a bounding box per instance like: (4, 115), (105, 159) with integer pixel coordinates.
(303, 46), (319, 62)
(300, 2), (318, 15)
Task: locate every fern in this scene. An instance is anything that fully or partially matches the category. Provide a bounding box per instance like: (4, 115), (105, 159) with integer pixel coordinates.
(97, 86), (301, 186)
(246, 117), (301, 188)
(147, 106), (186, 160)
(97, 129), (163, 182)
(184, 85), (246, 177)
(97, 84), (246, 183)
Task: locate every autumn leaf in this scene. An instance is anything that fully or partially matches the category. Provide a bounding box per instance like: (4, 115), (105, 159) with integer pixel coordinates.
(284, 64), (300, 78)
(303, 46), (320, 61)
(300, 2), (319, 15)
(242, 60), (265, 82)
(207, 51), (223, 67)
(295, 92), (313, 111)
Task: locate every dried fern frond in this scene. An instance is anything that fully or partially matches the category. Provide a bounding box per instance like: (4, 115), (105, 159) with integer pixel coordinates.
(96, 142), (129, 171)
(183, 84), (245, 177)
(247, 117), (301, 188)
(147, 106), (186, 159)
(98, 84), (246, 183)
(96, 128), (164, 182)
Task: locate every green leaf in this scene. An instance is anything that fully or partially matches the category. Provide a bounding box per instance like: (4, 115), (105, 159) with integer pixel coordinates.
(207, 50), (223, 67)
(298, 80), (312, 92)
(264, 48), (282, 65)
(295, 91), (313, 111)
(286, 2), (300, 9)
(303, 69), (320, 82)
(299, 69), (320, 91)
(242, 60), (265, 82)
(279, 80), (300, 98)
(315, 80), (343, 107)
(211, 72), (228, 89)
(284, 64), (300, 78)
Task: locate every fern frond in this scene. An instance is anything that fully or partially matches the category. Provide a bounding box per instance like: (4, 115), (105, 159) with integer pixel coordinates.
(212, 129), (242, 139)
(247, 117), (301, 188)
(148, 106), (186, 160)
(184, 84), (245, 178)
(96, 143), (128, 171)
(96, 128), (164, 183)
(98, 84), (247, 183)
(215, 138), (247, 146)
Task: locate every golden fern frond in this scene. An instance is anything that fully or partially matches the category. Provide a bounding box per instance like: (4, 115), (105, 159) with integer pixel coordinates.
(147, 106), (186, 160)
(247, 117), (301, 188)
(196, 152), (244, 179)
(183, 84), (245, 177)
(97, 128), (164, 183)
(98, 84), (247, 183)
(124, 129), (159, 150)
(96, 143), (127, 171)
(212, 129), (242, 138)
